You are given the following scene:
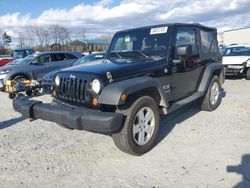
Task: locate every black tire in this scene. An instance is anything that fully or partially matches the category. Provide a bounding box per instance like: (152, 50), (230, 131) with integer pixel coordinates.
(25, 90), (33, 96)
(13, 75), (29, 82)
(200, 76), (222, 111)
(33, 90), (39, 96)
(9, 93), (16, 99)
(246, 68), (250, 80)
(112, 96), (160, 156)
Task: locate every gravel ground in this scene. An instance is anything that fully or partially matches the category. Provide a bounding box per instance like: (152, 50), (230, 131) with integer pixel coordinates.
(0, 78), (250, 188)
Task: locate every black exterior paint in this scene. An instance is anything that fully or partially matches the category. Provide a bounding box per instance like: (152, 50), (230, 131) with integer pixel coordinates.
(13, 23), (223, 133)
(54, 23), (221, 106)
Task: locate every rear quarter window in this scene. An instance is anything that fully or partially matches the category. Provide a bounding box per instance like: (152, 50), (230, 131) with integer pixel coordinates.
(66, 53), (78, 59)
(200, 30), (218, 54)
(51, 54), (67, 61)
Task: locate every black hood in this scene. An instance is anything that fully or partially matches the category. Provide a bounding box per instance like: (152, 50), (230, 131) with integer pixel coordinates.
(60, 57), (166, 80)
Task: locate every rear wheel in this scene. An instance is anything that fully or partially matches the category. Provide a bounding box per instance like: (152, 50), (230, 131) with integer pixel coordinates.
(246, 68), (250, 80)
(201, 76), (222, 111)
(112, 96), (160, 155)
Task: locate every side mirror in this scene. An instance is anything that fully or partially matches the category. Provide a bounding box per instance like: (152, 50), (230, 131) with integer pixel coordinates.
(173, 45), (192, 64)
(11, 54), (13, 57)
(176, 45), (192, 57)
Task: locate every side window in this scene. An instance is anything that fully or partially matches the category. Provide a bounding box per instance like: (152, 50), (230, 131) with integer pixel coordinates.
(84, 56), (95, 63)
(51, 53), (67, 62)
(66, 53), (78, 59)
(200, 30), (218, 53)
(38, 54), (51, 63)
(175, 28), (198, 56)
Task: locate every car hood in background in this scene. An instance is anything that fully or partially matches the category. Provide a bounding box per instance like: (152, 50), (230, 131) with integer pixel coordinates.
(222, 56), (250, 65)
(43, 69), (60, 80)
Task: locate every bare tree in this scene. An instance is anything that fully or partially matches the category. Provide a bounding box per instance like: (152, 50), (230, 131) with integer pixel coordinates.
(30, 25), (50, 50)
(0, 29), (4, 54)
(17, 32), (26, 48)
(97, 33), (113, 43)
(31, 25), (44, 49)
(50, 24), (71, 50)
(50, 24), (60, 44)
(0, 29), (3, 48)
(43, 29), (50, 47)
(25, 26), (35, 47)
(76, 28), (86, 40)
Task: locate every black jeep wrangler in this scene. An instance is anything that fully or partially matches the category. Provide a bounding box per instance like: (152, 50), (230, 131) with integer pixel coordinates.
(13, 23), (224, 155)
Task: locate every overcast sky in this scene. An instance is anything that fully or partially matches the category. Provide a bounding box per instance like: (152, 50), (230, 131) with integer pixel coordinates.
(0, 0), (250, 39)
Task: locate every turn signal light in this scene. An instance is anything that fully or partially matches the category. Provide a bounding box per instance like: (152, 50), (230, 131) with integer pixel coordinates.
(52, 90), (57, 97)
(120, 94), (127, 101)
(92, 97), (98, 106)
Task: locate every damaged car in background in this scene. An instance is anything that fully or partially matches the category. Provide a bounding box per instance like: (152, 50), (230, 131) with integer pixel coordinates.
(222, 44), (250, 79)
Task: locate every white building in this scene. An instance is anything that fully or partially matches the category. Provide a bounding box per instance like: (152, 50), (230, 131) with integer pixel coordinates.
(222, 27), (250, 46)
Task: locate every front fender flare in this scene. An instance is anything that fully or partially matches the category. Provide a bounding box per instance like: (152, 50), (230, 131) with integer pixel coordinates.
(98, 76), (169, 108)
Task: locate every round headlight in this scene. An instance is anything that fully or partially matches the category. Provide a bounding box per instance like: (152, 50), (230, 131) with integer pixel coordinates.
(91, 79), (101, 94)
(55, 76), (60, 86)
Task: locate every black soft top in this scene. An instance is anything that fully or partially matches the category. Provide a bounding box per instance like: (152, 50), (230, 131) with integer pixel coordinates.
(116, 23), (216, 34)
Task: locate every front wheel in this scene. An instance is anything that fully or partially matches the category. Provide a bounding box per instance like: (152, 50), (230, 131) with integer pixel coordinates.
(200, 75), (222, 111)
(112, 96), (160, 155)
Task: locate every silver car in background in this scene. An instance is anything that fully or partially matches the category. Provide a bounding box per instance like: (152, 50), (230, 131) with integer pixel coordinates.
(0, 51), (81, 91)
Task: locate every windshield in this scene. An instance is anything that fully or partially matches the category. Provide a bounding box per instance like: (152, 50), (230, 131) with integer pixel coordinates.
(224, 46), (250, 56)
(108, 26), (169, 59)
(73, 54), (104, 66)
(9, 54), (37, 65)
(13, 50), (25, 59)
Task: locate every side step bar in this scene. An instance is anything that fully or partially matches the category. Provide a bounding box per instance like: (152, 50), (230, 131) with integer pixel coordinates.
(167, 92), (204, 114)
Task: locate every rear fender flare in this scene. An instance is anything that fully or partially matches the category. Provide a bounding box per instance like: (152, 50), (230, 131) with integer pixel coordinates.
(198, 63), (224, 93)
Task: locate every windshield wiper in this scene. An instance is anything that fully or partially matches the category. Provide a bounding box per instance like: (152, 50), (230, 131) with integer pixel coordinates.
(108, 52), (122, 58)
(119, 50), (149, 59)
(136, 51), (149, 59)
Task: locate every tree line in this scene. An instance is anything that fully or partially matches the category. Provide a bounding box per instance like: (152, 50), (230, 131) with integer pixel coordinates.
(0, 24), (113, 54)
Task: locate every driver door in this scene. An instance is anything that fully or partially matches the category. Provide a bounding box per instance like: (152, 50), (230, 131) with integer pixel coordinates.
(170, 27), (201, 101)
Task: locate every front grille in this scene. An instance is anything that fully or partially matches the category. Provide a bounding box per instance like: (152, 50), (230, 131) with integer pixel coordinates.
(57, 77), (87, 103)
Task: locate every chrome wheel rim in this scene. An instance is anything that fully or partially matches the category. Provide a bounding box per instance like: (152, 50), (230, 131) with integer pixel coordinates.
(210, 82), (220, 105)
(132, 107), (155, 146)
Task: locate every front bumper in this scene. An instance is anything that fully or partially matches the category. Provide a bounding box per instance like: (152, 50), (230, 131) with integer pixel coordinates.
(0, 74), (7, 91)
(0, 79), (4, 91)
(13, 96), (123, 134)
(224, 65), (245, 75)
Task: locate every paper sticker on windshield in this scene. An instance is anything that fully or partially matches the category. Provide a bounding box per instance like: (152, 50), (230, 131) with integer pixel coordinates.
(150, 27), (168, 35)
(95, 55), (103, 58)
(125, 35), (130, 42)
